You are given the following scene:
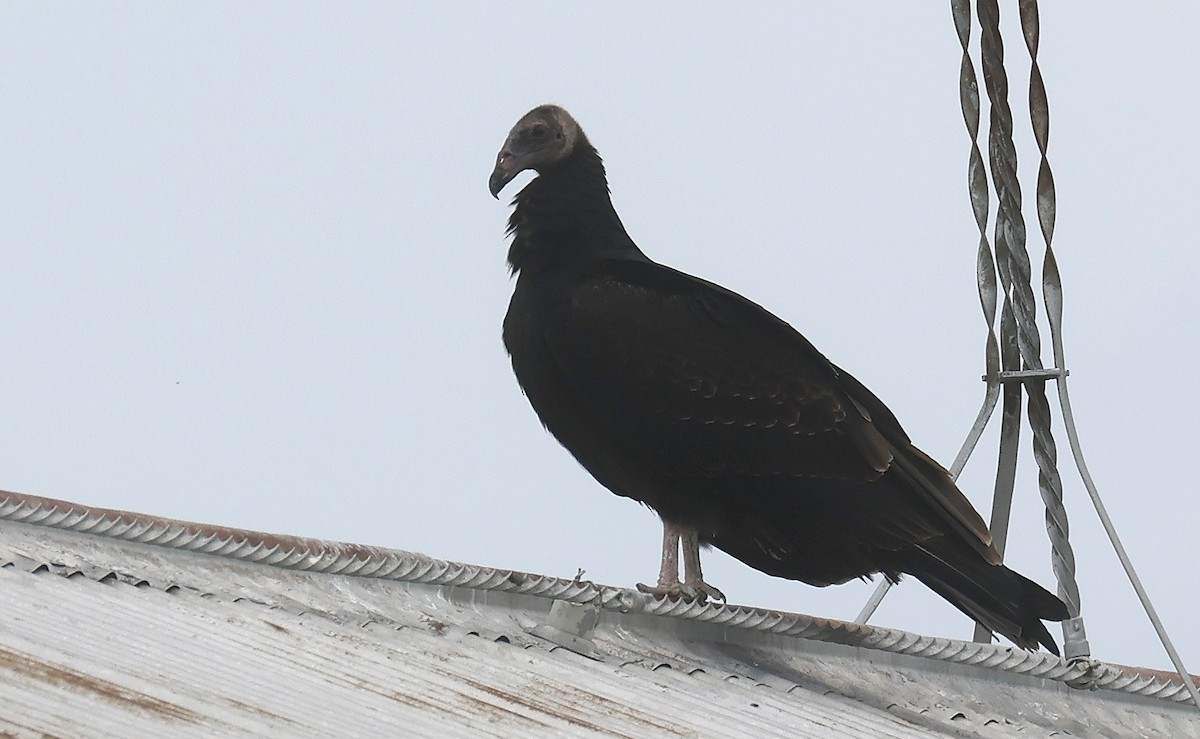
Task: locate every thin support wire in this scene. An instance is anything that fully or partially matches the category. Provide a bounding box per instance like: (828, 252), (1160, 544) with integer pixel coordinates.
(861, 0), (1095, 661)
(1018, 0), (1200, 706)
(860, 0), (1088, 654)
(976, 0), (1084, 656)
(857, 0), (998, 625)
(968, 0), (1083, 654)
(861, 1), (1200, 707)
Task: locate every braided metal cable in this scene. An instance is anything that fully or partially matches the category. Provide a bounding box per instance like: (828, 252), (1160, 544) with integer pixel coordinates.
(0, 488), (1195, 705)
(974, 0), (1028, 572)
(947, 0), (1002, 482)
(1011, 0), (1084, 662)
(1014, 1), (1200, 704)
(976, 0), (1081, 637)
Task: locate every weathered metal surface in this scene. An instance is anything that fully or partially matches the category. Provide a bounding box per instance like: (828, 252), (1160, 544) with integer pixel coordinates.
(0, 488), (1194, 703)
(1, 490), (1199, 738)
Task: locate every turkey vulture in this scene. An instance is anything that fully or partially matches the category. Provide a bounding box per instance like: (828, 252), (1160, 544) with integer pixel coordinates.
(490, 104), (1068, 653)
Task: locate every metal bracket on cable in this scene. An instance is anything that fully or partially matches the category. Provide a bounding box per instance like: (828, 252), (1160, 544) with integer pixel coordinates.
(855, 0), (1199, 708)
(991, 368), (1067, 382)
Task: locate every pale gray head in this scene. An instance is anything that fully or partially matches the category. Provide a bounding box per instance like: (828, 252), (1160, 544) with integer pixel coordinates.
(488, 104), (583, 198)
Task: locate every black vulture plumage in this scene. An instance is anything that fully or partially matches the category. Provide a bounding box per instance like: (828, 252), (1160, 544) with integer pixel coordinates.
(490, 104), (1069, 654)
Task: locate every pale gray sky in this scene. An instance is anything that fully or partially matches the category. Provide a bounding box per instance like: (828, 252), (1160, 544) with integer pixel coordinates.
(2, 4), (1196, 671)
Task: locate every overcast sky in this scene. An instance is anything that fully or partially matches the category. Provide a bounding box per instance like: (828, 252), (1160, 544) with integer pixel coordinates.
(2, 4), (1196, 673)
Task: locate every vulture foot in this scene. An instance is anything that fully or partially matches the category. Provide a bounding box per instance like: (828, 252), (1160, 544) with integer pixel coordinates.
(636, 579), (726, 604)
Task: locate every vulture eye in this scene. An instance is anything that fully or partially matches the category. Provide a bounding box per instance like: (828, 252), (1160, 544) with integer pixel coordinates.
(529, 124), (548, 140)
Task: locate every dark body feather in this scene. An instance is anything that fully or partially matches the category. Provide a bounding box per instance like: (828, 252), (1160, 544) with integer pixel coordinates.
(495, 106), (1068, 653)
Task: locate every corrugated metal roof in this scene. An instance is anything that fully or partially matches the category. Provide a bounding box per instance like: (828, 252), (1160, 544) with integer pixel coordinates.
(0, 490), (1197, 737)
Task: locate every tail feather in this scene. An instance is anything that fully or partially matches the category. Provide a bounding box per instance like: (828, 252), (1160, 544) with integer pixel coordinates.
(903, 543), (1070, 655)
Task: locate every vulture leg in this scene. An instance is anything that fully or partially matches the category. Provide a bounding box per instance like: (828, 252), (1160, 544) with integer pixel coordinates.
(656, 521), (682, 588)
(637, 520), (725, 603)
(681, 527), (726, 603)
(637, 520), (681, 594)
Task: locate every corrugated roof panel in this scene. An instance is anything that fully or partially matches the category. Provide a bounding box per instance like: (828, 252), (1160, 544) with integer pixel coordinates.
(1, 562), (935, 738)
(1, 492), (1198, 737)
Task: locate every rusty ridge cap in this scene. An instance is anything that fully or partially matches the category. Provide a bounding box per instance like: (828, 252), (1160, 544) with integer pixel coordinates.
(0, 488), (1194, 706)
(1111, 663), (1200, 690)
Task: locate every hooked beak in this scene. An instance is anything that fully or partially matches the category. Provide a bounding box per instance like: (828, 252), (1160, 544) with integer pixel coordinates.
(488, 147), (523, 199)
(489, 125), (544, 199)
(488, 151), (513, 199)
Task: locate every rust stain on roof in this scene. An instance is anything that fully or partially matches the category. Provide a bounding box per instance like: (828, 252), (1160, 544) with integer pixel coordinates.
(0, 646), (200, 724)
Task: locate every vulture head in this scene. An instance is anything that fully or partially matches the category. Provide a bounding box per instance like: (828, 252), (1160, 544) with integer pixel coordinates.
(488, 104), (583, 198)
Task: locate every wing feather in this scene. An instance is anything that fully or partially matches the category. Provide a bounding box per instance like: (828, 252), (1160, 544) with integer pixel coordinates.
(540, 258), (995, 560)
(544, 261), (890, 482)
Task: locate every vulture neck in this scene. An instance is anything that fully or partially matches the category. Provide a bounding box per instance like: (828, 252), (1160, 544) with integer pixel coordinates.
(506, 141), (644, 275)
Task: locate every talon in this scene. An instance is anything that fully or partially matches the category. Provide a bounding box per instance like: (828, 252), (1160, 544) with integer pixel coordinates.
(693, 581), (726, 603)
(636, 582), (683, 600)
(636, 580), (722, 604)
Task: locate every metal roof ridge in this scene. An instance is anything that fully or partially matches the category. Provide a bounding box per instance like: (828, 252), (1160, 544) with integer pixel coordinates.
(1, 487), (1194, 707)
